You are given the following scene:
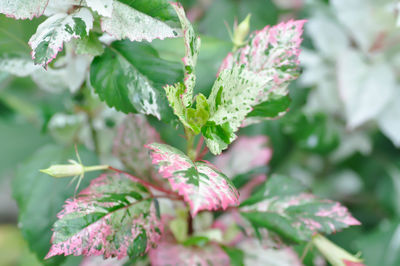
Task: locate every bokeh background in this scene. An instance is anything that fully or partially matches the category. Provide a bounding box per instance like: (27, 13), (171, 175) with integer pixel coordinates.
(1, 0), (400, 265)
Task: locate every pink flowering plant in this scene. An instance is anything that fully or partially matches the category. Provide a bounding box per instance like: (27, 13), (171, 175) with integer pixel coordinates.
(2, 1), (366, 265)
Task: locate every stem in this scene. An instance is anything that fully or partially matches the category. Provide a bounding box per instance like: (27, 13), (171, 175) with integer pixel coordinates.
(185, 127), (197, 161)
(84, 165), (109, 172)
(108, 166), (180, 198)
(300, 241), (313, 263)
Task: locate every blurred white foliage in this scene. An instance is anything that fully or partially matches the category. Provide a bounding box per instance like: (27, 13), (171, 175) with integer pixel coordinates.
(301, 0), (400, 149)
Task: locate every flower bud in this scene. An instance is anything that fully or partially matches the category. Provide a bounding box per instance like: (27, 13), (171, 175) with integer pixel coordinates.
(233, 14), (251, 47)
(40, 164), (84, 178)
(312, 234), (364, 266)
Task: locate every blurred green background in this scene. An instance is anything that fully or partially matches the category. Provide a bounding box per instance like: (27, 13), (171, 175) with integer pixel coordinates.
(1, 0), (400, 265)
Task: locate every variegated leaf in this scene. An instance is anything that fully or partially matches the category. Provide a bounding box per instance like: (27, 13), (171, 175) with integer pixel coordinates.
(170, 2), (201, 107)
(0, 55), (39, 77)
(146, 143), (239, 216)
(205, 20), (305, 154)
(113, 114), (161, 179)
(149, 238), (230, 266)
(101, 1), (179, 43)
(29, 8), (93, 67)
(240, 175), (360, 243)
(45, 173), (163, 260)
(86, 0), (113, 17)
(0, 0), (48, 20)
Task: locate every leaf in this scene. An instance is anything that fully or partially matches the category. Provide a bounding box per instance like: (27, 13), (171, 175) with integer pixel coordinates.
(100, 1), (179, 43)
(113, 114), (160, 178)
(0, 0), (48, 20)
(240, 175), (360, 243)
(118, 0), (178, 22)
(214, 135), (271, 177)
(146, 143), (239, 216)
(149, 239), (230, 266)
(0, 55), (39, 77)
(237, 239), (302, 266)
(170, 2), (201, 107)
(74, 32), (105, 56)
(204, 20), (305, 154)
(86, 0), (113, 17)
(90, 40), (183, 121)
(377, 91), (400, 147)
(246, 94), (291, 119)
(45, 173), (163, 260)
(221, 246), (245, 266)
(337, 49), (396, 129)
(29, 7), (93, 67)
(12, 144), (98, 265)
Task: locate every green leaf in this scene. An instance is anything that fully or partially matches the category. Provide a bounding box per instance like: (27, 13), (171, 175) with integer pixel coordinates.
(74, 32), (104, 56)
(221, 246), (245, 266)
(247, 94), (291, 119)
(240, 175), (361, 243)
(12, 144), (98, 265)
(90, 40), (183, 121)
(118, 0), (178, 22)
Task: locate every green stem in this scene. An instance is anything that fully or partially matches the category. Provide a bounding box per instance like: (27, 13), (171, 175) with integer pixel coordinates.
(84, 165), (109, 172)
(185, 127), (197, 161)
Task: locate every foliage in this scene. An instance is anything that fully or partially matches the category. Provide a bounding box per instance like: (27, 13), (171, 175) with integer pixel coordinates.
(2, 0), (400, 265)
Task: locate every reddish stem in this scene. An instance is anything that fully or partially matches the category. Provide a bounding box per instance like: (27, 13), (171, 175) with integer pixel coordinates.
(196, 145), (209, 161)
(108, 166), (181, 198)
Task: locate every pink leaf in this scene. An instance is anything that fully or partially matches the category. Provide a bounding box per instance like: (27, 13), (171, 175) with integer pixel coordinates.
(219, 19), (306, 101)
(146, 143), (239, 216)
(149, 238), (230, 266)
(113, 114), (161, 179)
(45, 173), (163, 260)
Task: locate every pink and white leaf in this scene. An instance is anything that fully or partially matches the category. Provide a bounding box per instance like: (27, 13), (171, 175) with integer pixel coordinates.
(146, 143), (239, 216)
(45, 173), (163, 260)
(149, 238), (230, 266)
(29, 8), (93, 67)
(0, 0), (48, 20)
(101, 1), (179, 43)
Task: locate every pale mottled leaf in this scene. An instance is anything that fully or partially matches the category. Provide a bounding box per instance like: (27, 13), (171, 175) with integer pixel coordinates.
(214, 136), (271, 177)
(240, 175), (360, 243)
(0, 0), (48, 20)
(101, 1), (179, 43)
(377, 91), (400, 147)
(146, 143), (239, 216)
(43, 0), (81, 16)
(149, 239), (230, 266)
(337, 49), (396, 129)
(45, 173), (163, 260)
(29, 8), (93, 67)
(170, 2), (201, 107)
(0, 55), (39, 77)
(113, 114), (160, 178)
(205, 20), (305, 154)
(86, 0), (113, 17)
(238, 239), (302, 266)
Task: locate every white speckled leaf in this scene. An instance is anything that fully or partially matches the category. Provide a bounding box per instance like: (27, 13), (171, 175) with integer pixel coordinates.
(45, 173), (163, 260)
(0, 55), (40, 77)
(205, 20), (306, 155)
(0, 0), (48, 20)
(240, 175), (360, 242)
(170, 2), (200, 107)
(29, 8), (93, 67)
(146, 143), (239, 216)
(101, 1), (179, 43)
(86, 0), (113, 17)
